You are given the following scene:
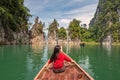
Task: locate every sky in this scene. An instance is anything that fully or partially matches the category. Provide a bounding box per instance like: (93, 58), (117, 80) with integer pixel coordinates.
(24, 0), (98, 28)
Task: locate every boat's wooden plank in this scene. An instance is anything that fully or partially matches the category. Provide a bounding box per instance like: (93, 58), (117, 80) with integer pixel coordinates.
(63, 53), (94, 80)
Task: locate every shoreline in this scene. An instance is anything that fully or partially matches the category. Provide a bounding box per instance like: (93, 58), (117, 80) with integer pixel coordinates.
(0, 41), (120, 46)
(84, 42), (120, 45)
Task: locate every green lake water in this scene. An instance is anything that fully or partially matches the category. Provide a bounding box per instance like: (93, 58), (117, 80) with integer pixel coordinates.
(0, 44), (120, 80)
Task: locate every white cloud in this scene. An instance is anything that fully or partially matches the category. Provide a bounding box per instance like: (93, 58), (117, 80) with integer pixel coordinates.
(59, 19), (72, 28)
(60, 19), (71, 24)
(63, 4), (98, 27)
(24, 0), (98, 28)
(62, 0), (84, 8)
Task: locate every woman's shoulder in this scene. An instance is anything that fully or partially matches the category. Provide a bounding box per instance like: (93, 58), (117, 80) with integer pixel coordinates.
(59, 51), (64, 54)
(57, 52), (63, 56)
(59, 51), (66, 56)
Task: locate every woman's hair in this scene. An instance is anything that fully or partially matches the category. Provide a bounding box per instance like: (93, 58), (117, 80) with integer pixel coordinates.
(50, 45), (61, 62)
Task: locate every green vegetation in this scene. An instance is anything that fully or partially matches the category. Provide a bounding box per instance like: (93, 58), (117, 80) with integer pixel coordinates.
(49, 19), (59, 35)
(89, 0), (120, 42)
(79, 27), (92, 42)
(37, 21), (44, 33)
(1, 0), (120, 43)
(47, 0), (120, 43)
(46, 0), (120, 43)
(67, 19), (92, 41)
(0, 0), (31, 32)
(58, 27), (66, 40)
(47, 19), (92, 42)
(68, 19), (80, 40)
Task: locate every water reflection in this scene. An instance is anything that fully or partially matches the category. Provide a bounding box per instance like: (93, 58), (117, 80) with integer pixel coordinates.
(26, 53), (34, 80)
(41, 43), (48, 63)
(25, 44), (49, 80)
(31, 44), (44, 53)
(1, 45), (120, 80)
(102, 44), (112, 56)
(79, 56), (94, 77)
(0, 45), (4, 58)
(65, 45), (94, 78)
(66, 43), (69, 54)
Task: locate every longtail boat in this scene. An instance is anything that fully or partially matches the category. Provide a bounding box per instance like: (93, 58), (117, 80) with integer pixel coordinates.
(34, 53), (94, 80)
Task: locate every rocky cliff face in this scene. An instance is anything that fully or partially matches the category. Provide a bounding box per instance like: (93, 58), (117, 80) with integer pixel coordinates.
(0, 26), (5, 45)
(89, 0), (112, 26)
(89, 0), (120, 43)
(0, 16), (45, 45)
(29, 17), (45, 44)
(47, 19), (59, 44)
(0, 26), (30, 45)
(0, 16), (81, 45)
(29, 18), (68, 45)
(89, 0), (119, 26)
(48, 30), (57, 44)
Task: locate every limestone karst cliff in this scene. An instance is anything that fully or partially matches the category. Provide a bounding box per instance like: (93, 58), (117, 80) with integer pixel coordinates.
(89, 0), (120, 43)
(29, 17), (45, 44)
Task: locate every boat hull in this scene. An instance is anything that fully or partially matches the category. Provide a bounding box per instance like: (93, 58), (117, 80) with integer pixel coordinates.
(34, 54), (94, 80)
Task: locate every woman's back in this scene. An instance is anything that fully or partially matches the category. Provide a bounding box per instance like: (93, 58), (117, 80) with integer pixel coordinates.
(48, 45), (71, 73)
(49, 51), (71, 69)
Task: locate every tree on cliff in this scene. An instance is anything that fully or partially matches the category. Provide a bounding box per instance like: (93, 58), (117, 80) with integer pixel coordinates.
(68, 19), (92, 42)
(68, 19), (81, 40)
(48, 19), (59, 36)
(79, 27), (92, 42)
(0, 0), (31, 32)
(30, 17), (44, 38)
(58, 27), (66, 40)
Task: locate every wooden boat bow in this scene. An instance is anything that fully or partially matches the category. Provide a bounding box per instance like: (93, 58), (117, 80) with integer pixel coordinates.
(34, 53), (94, 80)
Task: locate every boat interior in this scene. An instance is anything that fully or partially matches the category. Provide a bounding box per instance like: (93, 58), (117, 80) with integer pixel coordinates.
(35, 61), (91, 80)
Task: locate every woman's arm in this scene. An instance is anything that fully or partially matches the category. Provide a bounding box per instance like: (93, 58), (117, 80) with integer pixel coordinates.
(62, 53), (72, 62)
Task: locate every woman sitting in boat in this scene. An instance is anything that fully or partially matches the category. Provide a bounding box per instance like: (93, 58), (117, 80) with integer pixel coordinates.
(48, 45), (72, 73)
